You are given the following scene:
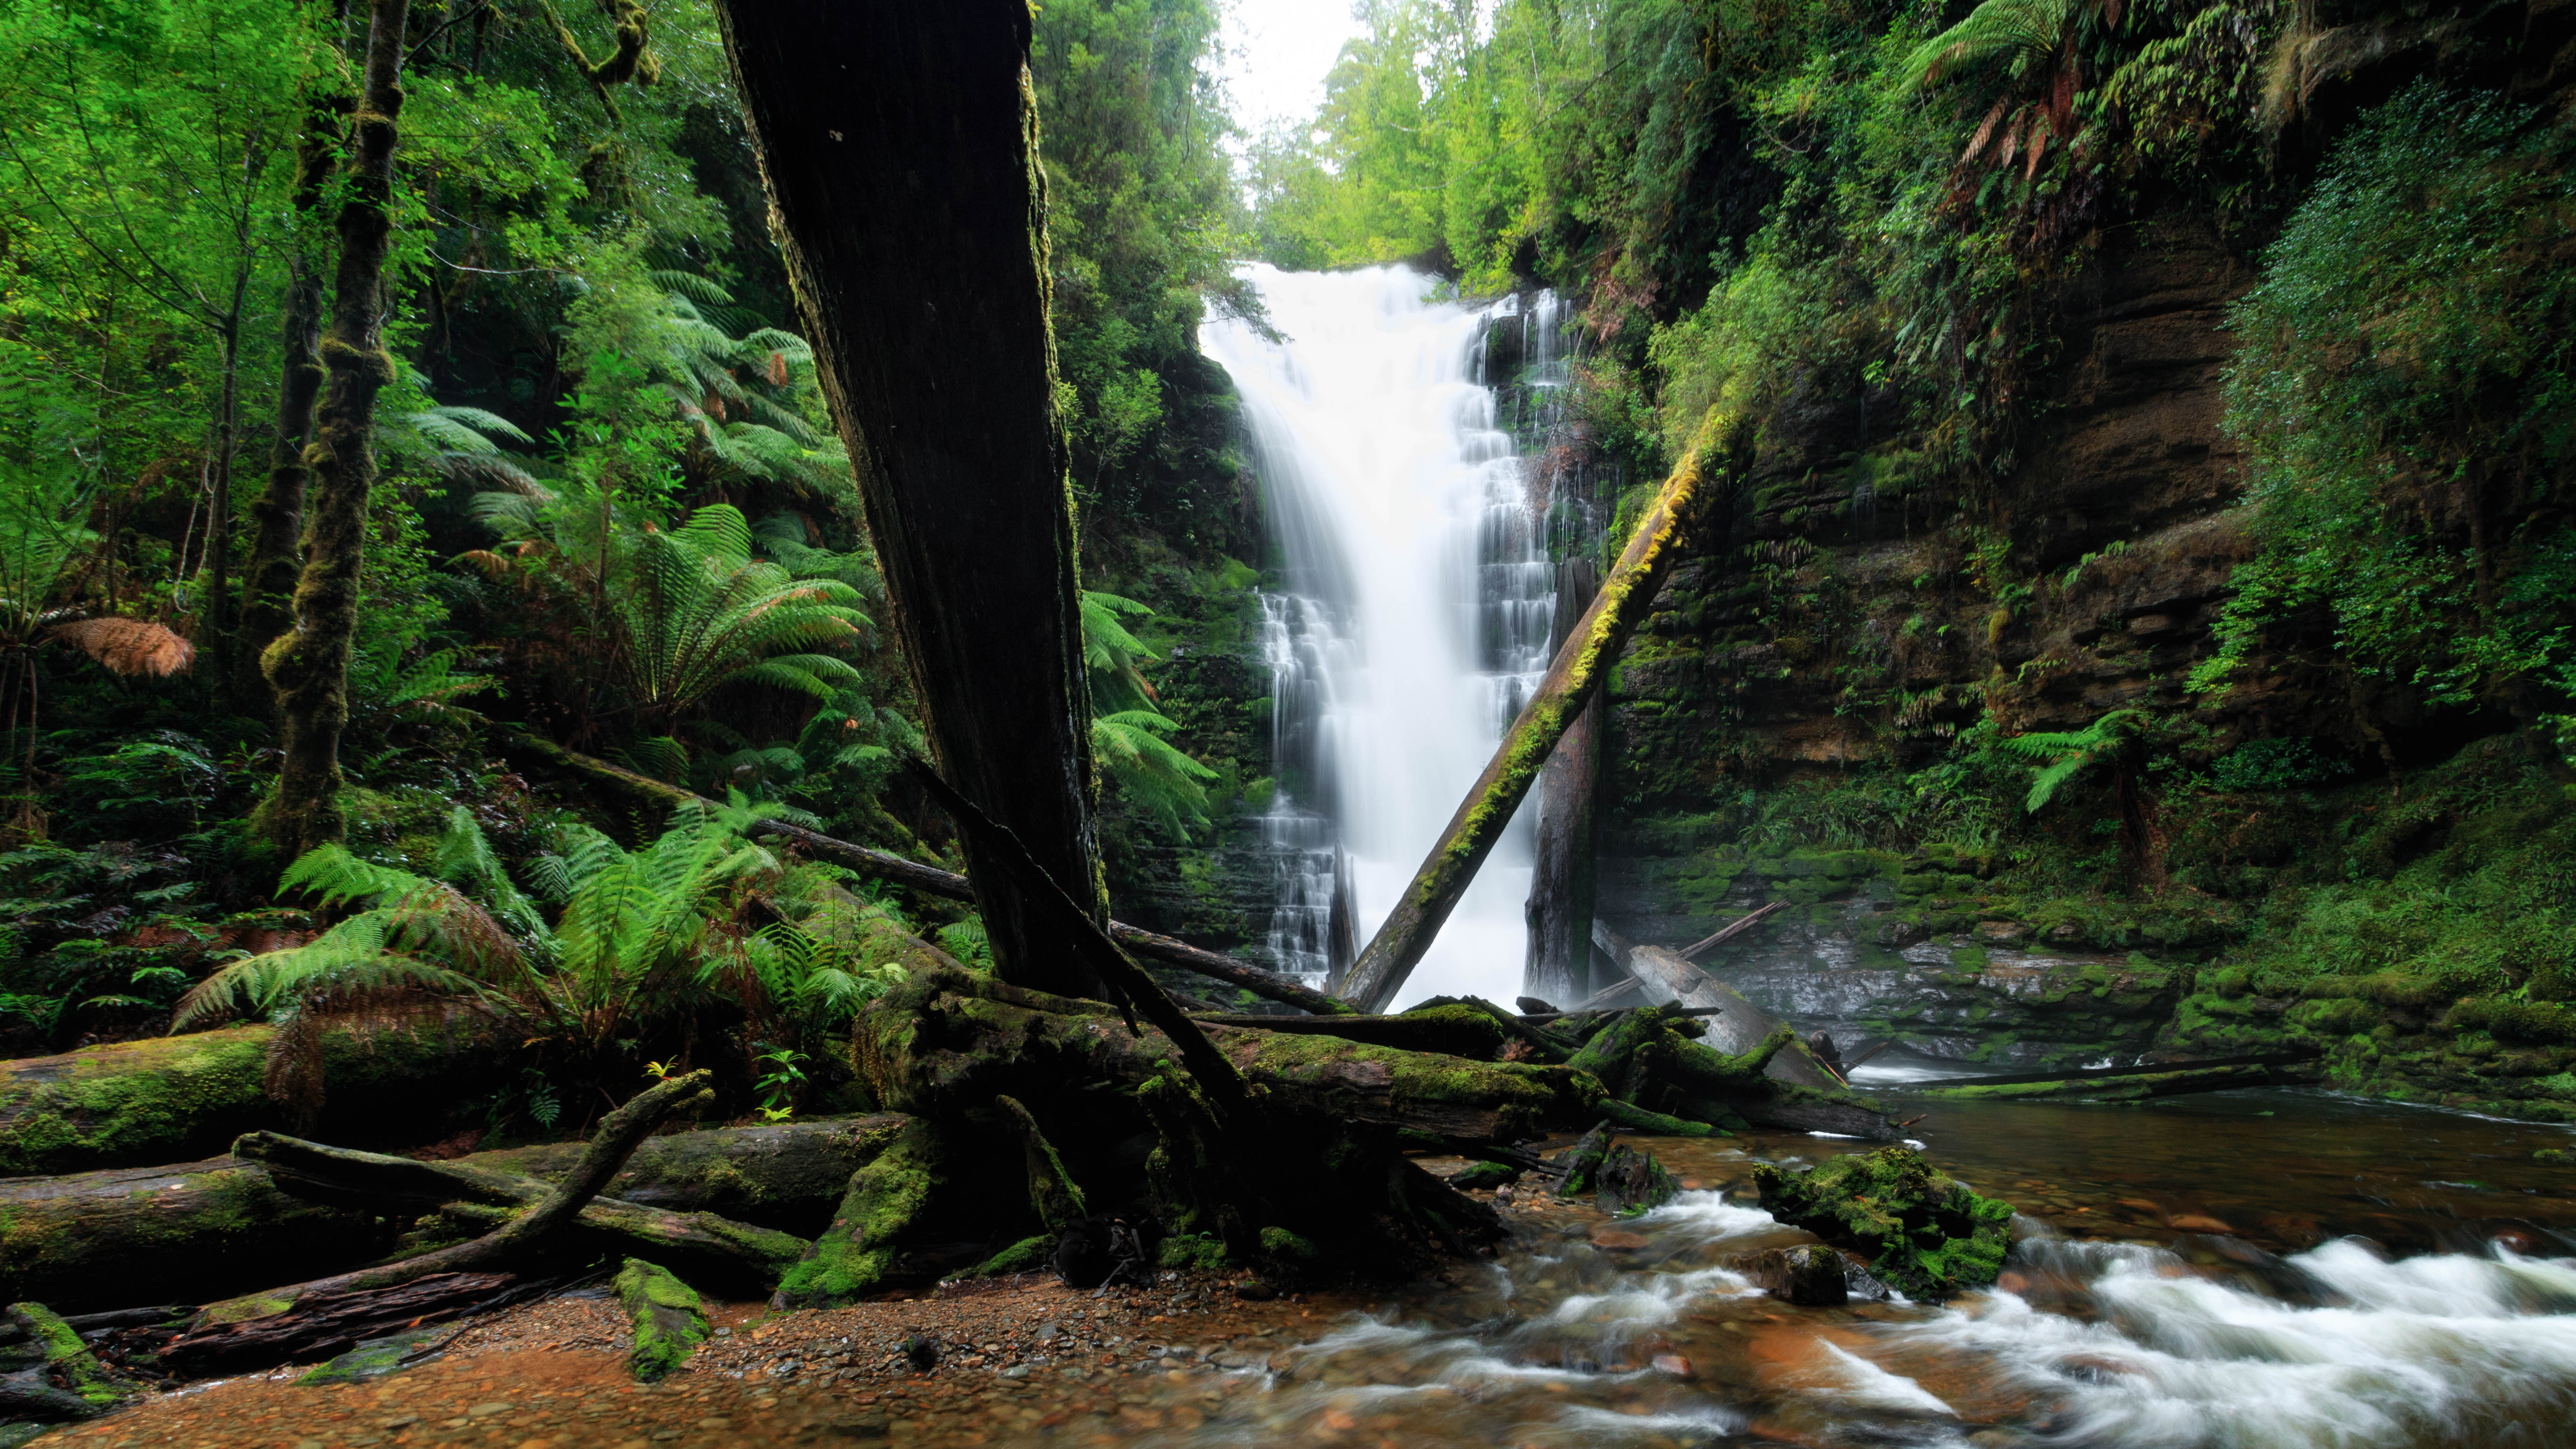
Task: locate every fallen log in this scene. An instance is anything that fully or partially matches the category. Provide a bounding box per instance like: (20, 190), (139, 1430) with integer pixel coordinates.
(234, 1133), (808, 1295)
(786, 965), (1530, 1304)
(505, 729), (1345, 1015)
(1677, 900), (1789, 960)
(158, 1272), (525, 1378)
(1596, 922), (1846, 1093)
(0, 1117), (902, 1311)
(1915, 1055), (2324, 1103)
(157, 1071), (764, 1374)
(1339, 409), (1739, 1013)
(0, 1011), (507, 1177)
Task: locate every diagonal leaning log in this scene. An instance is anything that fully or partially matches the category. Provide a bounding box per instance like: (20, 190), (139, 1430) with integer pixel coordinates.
(1339, 409), (1742, 1013)
(502, 729), (1349, 1016)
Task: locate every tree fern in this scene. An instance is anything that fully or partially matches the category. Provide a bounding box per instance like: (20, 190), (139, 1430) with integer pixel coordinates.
(612, 503), (871, 723)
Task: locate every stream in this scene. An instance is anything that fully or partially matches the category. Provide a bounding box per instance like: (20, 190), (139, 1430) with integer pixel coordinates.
(1054, 1089), (2576, 1449)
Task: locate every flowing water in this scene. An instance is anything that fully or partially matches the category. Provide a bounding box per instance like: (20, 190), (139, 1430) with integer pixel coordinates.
(1168, 270), (2576, 1445)
(1199, 266), (1562, 1007)
(1036, 1090), (2576, 1449)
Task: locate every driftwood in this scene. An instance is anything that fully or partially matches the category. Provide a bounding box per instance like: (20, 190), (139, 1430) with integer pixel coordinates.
(0, 1117), (900, 1312)
(157, 1272), (524, 1377)
(1915, 1052), (2325, 1102)
(506, 730), (1346, 1015)
(1595, 921), (1845, 1092)
(1677, 900), (1789, 960)
(1339, 409), (1738, 1012)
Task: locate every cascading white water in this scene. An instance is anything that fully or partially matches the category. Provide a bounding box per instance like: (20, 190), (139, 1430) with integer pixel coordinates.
(1201, 265), (1559, 1010)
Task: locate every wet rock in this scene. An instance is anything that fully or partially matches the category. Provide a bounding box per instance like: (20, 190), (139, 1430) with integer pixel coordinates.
(1588, 1228), (1651, 1252)
(1731, 1245), (1850, 1306)
(902, 1333), (940, 1371)
(1552, 1120), (1615, 1197)
(291, 1326), (447, 1385)
(1594, 1144), (1679, 1216)
(1751, 1146), (2013, 1300)
(1447, 1159), (1520, 1192)
(615, 1258), (710, 1383)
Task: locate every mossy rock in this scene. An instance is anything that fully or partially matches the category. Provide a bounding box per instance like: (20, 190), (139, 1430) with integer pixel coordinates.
(1446, 1159), (1518, 1192)
(1750, 1147), (2013, 1301)
(961, 1234), (1052, 1279)
(7, 1300), (140, 1410)
(614, 1258), (709, 1383)
(294, 1326), (448, 1385)
(1159, 1232), (1229, 1271)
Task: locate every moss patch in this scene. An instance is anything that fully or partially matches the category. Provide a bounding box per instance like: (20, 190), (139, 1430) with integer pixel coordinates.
(1751, 1147), (2013, 1300)
(613, 1258), (709, 1382)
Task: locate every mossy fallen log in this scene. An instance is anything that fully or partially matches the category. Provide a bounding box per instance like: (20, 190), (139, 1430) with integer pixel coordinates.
(860, 965), (1598, 1143)
(615, 1259), (708, 1383)
(1916, 1060), (2320, 1102)
(236, 1132), (810, 1296)
(1339, 410), (1739, 1012)
(0, 1013), (507, 1177)
(781, 966), (1523, 1305)
(0, 1116), (901, 1312)
(158, 1073), (746, 1374)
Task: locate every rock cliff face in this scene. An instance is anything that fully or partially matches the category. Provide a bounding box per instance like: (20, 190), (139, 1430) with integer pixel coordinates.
(1570, 3), (2576, 1115)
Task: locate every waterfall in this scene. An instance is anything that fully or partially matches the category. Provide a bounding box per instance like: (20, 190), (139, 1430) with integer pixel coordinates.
(1201, 265), (1562, 1010)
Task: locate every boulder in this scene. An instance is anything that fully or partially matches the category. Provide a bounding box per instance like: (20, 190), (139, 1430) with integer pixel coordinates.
(1751, 1146), (2013, 1300)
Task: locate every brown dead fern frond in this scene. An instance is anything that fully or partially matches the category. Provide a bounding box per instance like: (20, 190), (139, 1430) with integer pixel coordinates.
(47, 617), (194, 677)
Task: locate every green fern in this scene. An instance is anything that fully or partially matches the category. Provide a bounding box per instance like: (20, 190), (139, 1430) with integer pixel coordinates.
(1093, 709), (1219, 837)
(1994, 708), (2149, 813)
(1080, 591), (1161, 713)
(612, 503), (872, 721)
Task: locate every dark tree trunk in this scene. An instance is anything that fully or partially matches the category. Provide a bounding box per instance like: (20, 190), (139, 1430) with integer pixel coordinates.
(235, 82), (341, 709)
(262, 0), (410, 855)
(711, 0), (1104, 996)
(1525, 556), (1602, 1006)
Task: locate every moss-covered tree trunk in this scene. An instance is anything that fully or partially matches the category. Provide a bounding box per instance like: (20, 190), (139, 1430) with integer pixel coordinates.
(1340, 411), (1739, 1012)
(711, 0), (1105, 997)
(234, 79), (342, 708)
(260, 0), (410, 855)
(1525, 555), (1602, 1006)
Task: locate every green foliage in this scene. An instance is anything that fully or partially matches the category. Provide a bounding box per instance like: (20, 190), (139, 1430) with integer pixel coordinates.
(1076, 588), (1216, 837)
(1030, 0), (1248, 499)
(179, 795), (906, 1075)
(2201, 82), (2576, 711)
(1994, 708), (2148, 813)
(2206, 737), (2352, 793)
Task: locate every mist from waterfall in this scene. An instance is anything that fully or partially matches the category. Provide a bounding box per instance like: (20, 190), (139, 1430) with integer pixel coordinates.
(1199, 265), (1563, 1011)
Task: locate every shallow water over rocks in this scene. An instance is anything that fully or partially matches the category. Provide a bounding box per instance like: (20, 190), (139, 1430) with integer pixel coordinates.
(59, 1088), (2576, 1449)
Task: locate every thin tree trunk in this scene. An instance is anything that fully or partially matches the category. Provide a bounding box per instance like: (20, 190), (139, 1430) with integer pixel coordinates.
(711, 0), (1104, 996)
(236, 83), (342, 709)
(202, 325), (240, 669)
(1340, 413), (1736, 1013)
(1524, 555), (1602, 1006)
(262, 0), (411, 856)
